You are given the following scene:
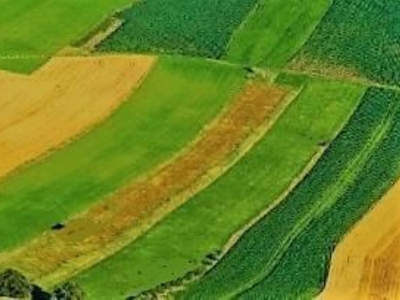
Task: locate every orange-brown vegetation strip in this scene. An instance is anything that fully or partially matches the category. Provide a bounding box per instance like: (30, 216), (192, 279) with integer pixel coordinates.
(0, 82), (287, 283)
(0, 55), (156, 179)
(320, 179), (400, 300)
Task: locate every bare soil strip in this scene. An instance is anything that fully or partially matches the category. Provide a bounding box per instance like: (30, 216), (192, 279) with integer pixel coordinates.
(320, 179), (400, 300)
(0, 55), (156, 179)
(0, 82), (287, 287)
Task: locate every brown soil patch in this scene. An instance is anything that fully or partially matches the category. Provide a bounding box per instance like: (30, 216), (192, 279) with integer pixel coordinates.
(0, 55), (156, 179)
(320, 179), (400, 300)
(0, 82), (287, 285)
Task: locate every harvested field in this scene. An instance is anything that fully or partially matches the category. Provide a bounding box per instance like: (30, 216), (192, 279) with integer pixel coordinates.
(0, 55), (155, 179)
(0, 82), (287, 286)
(321, 178), (400, 300)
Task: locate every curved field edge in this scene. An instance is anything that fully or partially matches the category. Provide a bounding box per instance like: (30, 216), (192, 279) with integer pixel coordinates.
(0, 0), (133, 72)
(321, 173), (400, 299)
(0, 55), (155, 180)
(0, 56), (246, 251)
(70, 75), (363, 300)
(238, 89), (400, 299)
(0, 80), (288, 287)
(225, 0), (332, 69)
(179, 80), (380, 299)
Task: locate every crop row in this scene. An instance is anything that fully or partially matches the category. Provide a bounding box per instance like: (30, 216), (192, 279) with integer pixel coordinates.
(294, 0), (400, 86)
(182, 87), (396, 299)
(98, 0), (258, 58)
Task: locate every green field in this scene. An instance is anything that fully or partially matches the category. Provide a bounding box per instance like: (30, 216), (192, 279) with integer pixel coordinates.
(242, 89), (400, 299)
(0, 0), (132, 72)
(72, 76), (364, 300)
(226, 0), (331, 68)
(183, 88), (397, 299)
(0, 57), (245, 251)
(97, 0), (258, 58)
(294, 0), (400, 85)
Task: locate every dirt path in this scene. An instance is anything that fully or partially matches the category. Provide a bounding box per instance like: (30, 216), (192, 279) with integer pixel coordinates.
(320, 179), (400, 300)
(0, 55), (156, 179)
(0, 82), (288, 287)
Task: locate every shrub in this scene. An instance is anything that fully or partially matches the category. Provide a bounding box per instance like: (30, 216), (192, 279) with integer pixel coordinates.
(0, 268), (32, 299)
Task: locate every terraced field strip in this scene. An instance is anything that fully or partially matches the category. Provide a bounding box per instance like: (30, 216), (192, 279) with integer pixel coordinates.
(182, 86), (395, 300)
(226, 0), (331, 68)
(321, 177), (400, 300)
(0, 0), (133, 72)
(238, 89), (400, 299)
(291, 0), (400, 86)
(97, 0), (259, 58)
(71, 76), (363, 300)
(0, 57), (245, 252)
(0, 55), (155, 180)
(0, 81), (288, 287)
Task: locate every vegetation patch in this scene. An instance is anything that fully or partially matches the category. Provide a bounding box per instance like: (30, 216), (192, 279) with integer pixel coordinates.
(226, 0), (331, 68)
(292, 0), (400, 86)
(182, 88), (399, 299)
(0, 0), (133, 72)
(97, 0), (258, 58)
(72, 76), (363, 300)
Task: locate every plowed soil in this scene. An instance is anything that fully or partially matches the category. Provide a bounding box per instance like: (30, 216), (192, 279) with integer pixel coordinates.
(321, 179), (400, 300)
(0, 55), (155, 179)
(0, 82), (287, 285)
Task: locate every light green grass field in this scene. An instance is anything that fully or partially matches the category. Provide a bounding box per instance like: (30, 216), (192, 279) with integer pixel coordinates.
(0, 57), (245, 251)
(0, 0), (131, 72)
(73, 75), (364, 300)
(226, 0), (331, 68)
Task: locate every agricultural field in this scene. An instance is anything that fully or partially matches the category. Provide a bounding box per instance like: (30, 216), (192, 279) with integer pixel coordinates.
(321, 175), (400, 300)
(0, 0), (132, 72)
(0, 57), (246, 252)
(1, 1), (400, 300)
(0, 55), (155, 179)
(97, 0), (258, 58)
(225, 0), (331, 68)
(0, 78), (287, 287)
(71, 76), (363, 299)
(183, 88), (400, 299)
(292, 0), (400, 85)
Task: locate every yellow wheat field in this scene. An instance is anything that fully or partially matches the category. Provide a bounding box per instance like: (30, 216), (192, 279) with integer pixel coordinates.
(0, 55), (156, 179)
(321, 179), (400, 300)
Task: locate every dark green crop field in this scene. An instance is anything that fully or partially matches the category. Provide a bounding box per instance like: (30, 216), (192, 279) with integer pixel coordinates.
(294, 0), (400, 85)
(98, 0), (258, 58)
